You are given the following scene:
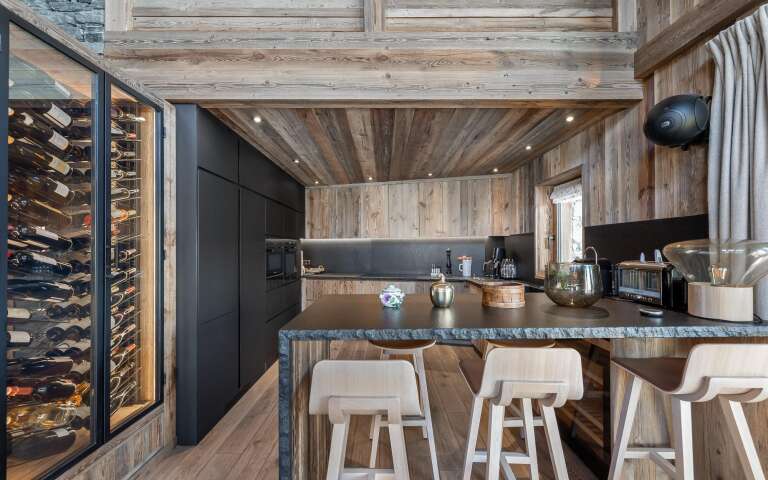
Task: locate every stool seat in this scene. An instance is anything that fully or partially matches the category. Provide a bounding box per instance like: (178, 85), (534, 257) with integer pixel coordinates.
(369, 339), (436, 350)
(486, 339), (556, 349)
(613, 357), (686, 392)
(459, 359), (484, 395)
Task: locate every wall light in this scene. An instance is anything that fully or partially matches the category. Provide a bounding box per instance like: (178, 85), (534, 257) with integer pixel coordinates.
(253, 115), (262, 123)
(565, 115), (574, 122)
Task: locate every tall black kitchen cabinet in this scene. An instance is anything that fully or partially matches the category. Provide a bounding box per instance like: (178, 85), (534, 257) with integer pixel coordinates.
(175, 105), (303, 444)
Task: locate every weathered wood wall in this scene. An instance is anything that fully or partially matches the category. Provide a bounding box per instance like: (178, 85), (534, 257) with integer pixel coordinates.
(125, 0), (613, 32)
(305, 172), (534, 239)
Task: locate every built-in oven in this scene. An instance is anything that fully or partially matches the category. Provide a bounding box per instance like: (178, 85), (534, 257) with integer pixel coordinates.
(284, 241), (299, 283)
(266, 240), (285, 290)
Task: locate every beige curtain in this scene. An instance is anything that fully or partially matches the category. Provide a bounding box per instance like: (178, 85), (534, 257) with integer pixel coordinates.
(707, 5), (768, 318)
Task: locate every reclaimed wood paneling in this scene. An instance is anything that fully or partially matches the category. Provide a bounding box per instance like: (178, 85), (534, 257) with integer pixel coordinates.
(334, 187), (361, 238)
(361, 184), (389, 238)
(634, 0), (764, 78)
(305, 174), (529, 239)
(387, 182), (420, 238)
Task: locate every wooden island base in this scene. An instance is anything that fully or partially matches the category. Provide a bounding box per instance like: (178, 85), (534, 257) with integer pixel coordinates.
(287, 337), (768, 479)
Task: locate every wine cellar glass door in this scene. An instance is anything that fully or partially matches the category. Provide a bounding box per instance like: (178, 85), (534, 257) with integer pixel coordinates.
(106, 82), (159, 433)
(5, 22), (99, 479)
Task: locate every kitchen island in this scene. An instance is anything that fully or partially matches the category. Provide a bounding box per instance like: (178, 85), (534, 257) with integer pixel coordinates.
(279, 293), (768, 480)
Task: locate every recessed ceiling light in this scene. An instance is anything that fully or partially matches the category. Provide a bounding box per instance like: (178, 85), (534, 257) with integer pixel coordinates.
(314, 180), (319, 185)
(565, 115), (574, 123)
(525, 145), (532, 151)
(293, 159), (300, 164)
(368, 176), (373, 181)
(253, 115), (262, 123)
(492, 168), (499, 173)
(427, 172), (433, 177)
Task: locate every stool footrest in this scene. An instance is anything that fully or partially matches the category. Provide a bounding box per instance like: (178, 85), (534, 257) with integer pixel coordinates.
(503, 416), (544, 428)
(624, 447), (675, 460)
(472, 450), (533, 465)
(342, 468), (396, 479)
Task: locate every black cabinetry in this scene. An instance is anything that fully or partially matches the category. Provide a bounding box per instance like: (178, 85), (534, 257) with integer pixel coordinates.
(176, 105), (303, 444)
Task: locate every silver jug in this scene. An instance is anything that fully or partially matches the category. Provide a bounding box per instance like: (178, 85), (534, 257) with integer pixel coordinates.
(430, 274), (455, 308)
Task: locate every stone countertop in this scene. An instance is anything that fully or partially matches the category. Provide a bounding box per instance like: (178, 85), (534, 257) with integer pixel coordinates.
(280, 292), (768, 340)
(302, 272), (545, 290)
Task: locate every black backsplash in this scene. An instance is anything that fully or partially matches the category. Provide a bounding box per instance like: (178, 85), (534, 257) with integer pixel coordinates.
(584, 214), (709, 265)
(301, 238), (486, 276)
(504, 232), (536, 282)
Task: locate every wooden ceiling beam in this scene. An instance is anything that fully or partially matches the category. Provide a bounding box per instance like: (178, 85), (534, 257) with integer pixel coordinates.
(104, 30), (642, 103)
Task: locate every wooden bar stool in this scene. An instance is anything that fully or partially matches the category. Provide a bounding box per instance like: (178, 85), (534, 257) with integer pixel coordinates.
(459, 347), (584, 480)
(609, 344), (768, 480)
(368, 340), (439, 480)
(309, 359), (423, 480)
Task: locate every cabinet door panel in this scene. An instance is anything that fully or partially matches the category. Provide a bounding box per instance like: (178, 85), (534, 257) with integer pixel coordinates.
(197, 108), (237, 181)
(197, 311), (239, 439)
(239, 189), (266, 387)
(265, 198), (286, 237)
(198, 171), (239, 324)
(239, 140), (304, 211)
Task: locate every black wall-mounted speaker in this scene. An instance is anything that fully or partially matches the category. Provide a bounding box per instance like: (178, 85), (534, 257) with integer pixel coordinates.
(643, 94), (710, 150)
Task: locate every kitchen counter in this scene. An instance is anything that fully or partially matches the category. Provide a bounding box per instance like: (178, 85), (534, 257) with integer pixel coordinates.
(302, 272), (545, 290)
(278, 293), (768, 479)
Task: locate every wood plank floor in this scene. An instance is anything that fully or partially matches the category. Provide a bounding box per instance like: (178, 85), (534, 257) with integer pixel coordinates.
(130, 342), (597, 480)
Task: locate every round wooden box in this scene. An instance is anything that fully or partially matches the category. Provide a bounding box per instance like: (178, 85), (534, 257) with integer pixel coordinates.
(482, 283), (525, 308)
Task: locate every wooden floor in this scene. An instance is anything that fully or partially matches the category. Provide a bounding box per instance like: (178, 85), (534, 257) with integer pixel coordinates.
(131, 342), (597, 480)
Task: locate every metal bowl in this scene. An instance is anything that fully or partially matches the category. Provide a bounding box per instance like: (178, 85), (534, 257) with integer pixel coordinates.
(544, 262), (603, 308)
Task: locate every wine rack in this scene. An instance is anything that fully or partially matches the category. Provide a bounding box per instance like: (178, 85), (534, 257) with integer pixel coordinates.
(2, 18), (162, 480)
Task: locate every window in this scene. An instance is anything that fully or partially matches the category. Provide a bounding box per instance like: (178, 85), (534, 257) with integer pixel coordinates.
(551, 179), (583, 262)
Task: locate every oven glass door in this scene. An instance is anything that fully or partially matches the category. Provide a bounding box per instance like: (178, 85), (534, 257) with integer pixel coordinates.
(266, 242), (284, 290)
(284, 244), (298, 283)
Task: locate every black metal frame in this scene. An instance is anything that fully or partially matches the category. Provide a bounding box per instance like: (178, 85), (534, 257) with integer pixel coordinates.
(0, 6), (165, 478)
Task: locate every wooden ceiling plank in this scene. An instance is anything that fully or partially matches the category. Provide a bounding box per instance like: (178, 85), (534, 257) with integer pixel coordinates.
(257, 108), (337, 184)
(436, 108), (509, 178)
(371, 109), (395, 182)
(299, 108), (352, 184)
(316, 109), (366, 183)
(405, 109), (457, 180)
(389, 108), (415, 181)
(346, 109), (377, 181)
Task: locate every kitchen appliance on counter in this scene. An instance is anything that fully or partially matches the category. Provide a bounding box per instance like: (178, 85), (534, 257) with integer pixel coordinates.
(663, 239), (768, 322)
(483, 247), (506, 278)
(615, 259), (686, 310)
(576, 257), (614, 296)
(458, 256), (473, 278)
(545, 247), (603, 307)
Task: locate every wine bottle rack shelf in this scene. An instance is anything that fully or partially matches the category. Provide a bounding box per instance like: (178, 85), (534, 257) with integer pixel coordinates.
(4, 20), (162, 480)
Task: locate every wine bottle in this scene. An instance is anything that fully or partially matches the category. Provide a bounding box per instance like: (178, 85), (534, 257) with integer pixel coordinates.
(110, 380), (137, 413)
(7, 379), (77, 403)
(46, 318), (90, 342)
(111, 208), (137, 223)
(7, 356), (73, 378)
(8, 428), (77, 459)
(8, 307), (31, 321)
(111, 323), (136, 348)
(9, 109), (70, 152)
(111, 344), (136, 371)
(110, 361), (135, 391)
(9, 251), (73, 278)
(46, 303), (87, 320)
(8, 135), (71, 176)
(111, 305), (136, 327)
(10, 99), (73, 129)
(110, 267), (137, 284)
(68, 274), (91, 296)
(7, 402), (77, 432)
(69, 259), (91, 274)
(8, 168), (85, 207)
(8, 278), (74, 302)
(118, 248), (138, 263)
(9, 193), (73, 228)
(66, 360), (91, 384)
(47, 339), (90, 358)
(7, 330), (33, 347)
(70, 234), (91, 251)
(8, 223), (73, 251)
(70, 406), (91, 429)
(111, 106), (145, 123)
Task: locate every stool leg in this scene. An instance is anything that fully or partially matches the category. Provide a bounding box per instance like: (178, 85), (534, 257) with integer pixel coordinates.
(389, 421), (411, 480)
(541, 404), (568, 480)
(522, 398), (539, 480)
(486, 403), (505, 480)
(413, 351), (440, 479)
(608, 375), (642, 480)
(671, 398), (693, 480)
(413, 351), (429, 439)
(462, 396), (483, 480)
(369, 350), (390, 440)
(327, 417), (350, 480)
(369, 415), (381, 468)
(719, 398), (765, 480)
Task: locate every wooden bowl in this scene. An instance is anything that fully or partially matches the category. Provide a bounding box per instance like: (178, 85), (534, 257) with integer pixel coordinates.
(482, 283), (525, 308)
